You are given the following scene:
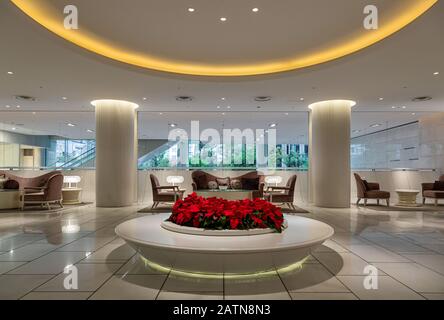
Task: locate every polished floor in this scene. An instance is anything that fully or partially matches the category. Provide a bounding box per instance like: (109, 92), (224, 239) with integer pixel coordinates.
(0, 203), (444, 300)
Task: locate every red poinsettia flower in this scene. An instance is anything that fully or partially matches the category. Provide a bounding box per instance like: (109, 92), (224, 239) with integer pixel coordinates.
(167, 192), (284, 233)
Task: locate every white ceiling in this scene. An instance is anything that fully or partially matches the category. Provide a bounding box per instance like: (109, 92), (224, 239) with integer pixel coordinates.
(0, 0), (443, 142)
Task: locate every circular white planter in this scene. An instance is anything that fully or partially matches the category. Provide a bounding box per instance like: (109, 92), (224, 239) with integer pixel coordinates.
(161, 220), (288, 236)
(115, 213), (334, 274)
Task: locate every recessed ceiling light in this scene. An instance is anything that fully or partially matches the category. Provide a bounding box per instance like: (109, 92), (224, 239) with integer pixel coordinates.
(16, 105), (20, 108)
(5, 105), (10, 108)
(221, 112), (225, 115)
(433, 71), (439, 75)
(142, 97), (147, 101)
(67, 123), (75, 127)
(379, 97), (384, 101)
(269, 123), (277, 128)
(252, 8), (259, 12)
(62, 97), (67, 100)
(220, 17), (227, 22)
(299, 98), (304, 101)
(391, 106), (397, 109)
(411, 113), (416, 115)
(402, 106), (406, 109)
(32, 112), (36, 115)
(221, 97), (226, 100)
(284, 112), (289, 115)
(216, 106), (221, 109)
(188, 8), (195, 12)
(159, 112), (163, 115)
(11, 127), (16, 130)
(7, 71), (13, 75)
(169, 123), (177, 128)
(227, 106), (231, 109)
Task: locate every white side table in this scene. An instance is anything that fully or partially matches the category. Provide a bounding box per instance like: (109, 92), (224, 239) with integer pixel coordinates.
(0, 190), (22, 209)
(395, 189), (420, 207)
(62, 188), (82, 205)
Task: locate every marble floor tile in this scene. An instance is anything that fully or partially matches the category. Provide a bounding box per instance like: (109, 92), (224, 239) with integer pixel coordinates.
(9, 251), (87, 275)
(403, 254), (444, 275)
(313, 252), (384, 276)
(279, 263), (350, 293)
(290, 292), (358, 300)
(0, 261), (27, 275)
(347, 245), (409, 262)
(0, 274), (54, 299)
(338, 275), (424, 300)
(225, 292), (291, 300)
(0, 244), (57, 262)
(224, 274), (288, 299)
(373, 262), (444, 293)
(365, 238), (432, 254)
(21, 291), (93, 300)
(157, 291), (223, 300)
(55, 236), (116, 252)
(313, 240), (349, 253)
(162, 275), (223, 292)
(80, 243), (135, 262)
(0, 234), (45, 251)
(89, 275), (166, 300)
(35, 263), (122, 292)
(422, 293), (444, 300)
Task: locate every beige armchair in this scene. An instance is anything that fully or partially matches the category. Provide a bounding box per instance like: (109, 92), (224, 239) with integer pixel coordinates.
(21, 173), (64, 210)
(354, 173), (390, 206)
(264, 175), (297, 210)
(150, 174), (185, 209)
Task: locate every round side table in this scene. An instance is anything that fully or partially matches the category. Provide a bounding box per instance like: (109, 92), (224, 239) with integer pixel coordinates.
(395, 189), (420, 207)
(62, 188), (82, 205)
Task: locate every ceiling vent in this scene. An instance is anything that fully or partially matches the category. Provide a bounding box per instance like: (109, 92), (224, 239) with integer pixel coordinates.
(14, 95), (36, 102)
(176, 96), (193, 102)
(412, 96), (432, 102)
(254, 96), (272, 102)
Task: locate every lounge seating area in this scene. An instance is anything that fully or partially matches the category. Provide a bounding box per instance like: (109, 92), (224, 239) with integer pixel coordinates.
(422, 175), (444, 206)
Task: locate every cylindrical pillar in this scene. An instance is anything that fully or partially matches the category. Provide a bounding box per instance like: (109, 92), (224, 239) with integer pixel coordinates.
(309, 100), (355, 208)
(92, 99), (139, 207)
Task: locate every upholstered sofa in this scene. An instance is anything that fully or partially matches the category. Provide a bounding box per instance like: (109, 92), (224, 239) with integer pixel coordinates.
(191, 170), (265, 199)
(0, 170), (62, 193)
(422, 175), (444, 206)
(354, 173), (390, 206)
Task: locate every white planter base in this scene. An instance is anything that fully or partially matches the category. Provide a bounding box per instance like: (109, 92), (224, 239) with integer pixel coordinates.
(115, 213), (334, 274)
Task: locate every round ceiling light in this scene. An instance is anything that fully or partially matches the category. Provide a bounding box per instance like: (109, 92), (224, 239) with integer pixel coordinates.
(412, 96), (432, 102)
(254, 96), (272, 102)
(176, 96), (193, 102)
(187, 8), (195, 12)
(252, 8), (259, 12)
(15, 95), (36, 102)
(10, 0), (438, 76)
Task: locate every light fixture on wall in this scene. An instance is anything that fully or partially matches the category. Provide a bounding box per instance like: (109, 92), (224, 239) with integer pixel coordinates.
(265, 176), (282, 187)
(166, 175), (184, 186)
(63, 176), (81, 188)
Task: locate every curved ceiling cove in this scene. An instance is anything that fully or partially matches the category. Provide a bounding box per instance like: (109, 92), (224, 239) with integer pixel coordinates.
(11, 0), (437, 76)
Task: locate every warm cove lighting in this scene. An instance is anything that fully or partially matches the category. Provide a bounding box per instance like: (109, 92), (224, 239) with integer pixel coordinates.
(10, 0), (438, 76)
(90, 99), (139, 109)
(308, 100), (356, 110)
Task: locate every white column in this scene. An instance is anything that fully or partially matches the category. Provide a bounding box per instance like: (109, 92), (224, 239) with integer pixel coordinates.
(92, 99), (139, 207)
(309, 100), (355, 208)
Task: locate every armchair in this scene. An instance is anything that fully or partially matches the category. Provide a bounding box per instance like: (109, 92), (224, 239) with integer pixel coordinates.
(21, 173), (64, 210)
(150, 174), (185, 209)
(422, 175), (444, 206)
(264, 175), (297, 210)
(354, 173), (390, 206)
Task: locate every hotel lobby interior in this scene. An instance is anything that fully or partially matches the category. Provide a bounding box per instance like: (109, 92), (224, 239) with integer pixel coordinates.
(1, 0), (444, 302)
